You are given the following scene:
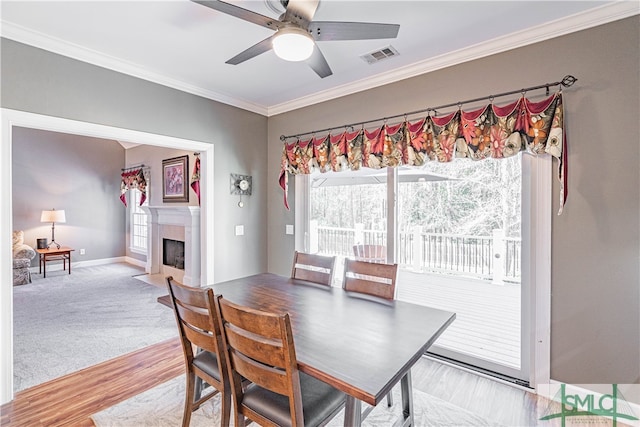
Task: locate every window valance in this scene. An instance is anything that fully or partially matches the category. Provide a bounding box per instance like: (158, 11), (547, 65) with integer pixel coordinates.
(279, 91), (566, 214)
(120, 167), (148, 207)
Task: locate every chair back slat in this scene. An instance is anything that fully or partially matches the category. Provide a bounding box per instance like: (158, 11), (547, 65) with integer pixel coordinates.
(291, 251), (336, 286)
(343, 277), (395, 300)
(343, 258), (398, 300)
(174, 302), (214, 332)
(218, 297), (282, 338)
(224, 323), (287, 369)
(181, 322), (219, 353)
(229, 347), (290, 395)
(170, 282), (211, 307)
(293, 268), (333, 286)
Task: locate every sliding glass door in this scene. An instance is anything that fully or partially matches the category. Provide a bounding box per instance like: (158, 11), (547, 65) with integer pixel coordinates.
(301, 154), (530, 383)
(395, 155), (527, 382)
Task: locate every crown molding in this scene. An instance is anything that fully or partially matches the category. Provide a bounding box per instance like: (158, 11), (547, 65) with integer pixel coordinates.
(267, 1), (640, 116)
(2, 2), (637, 117)
(0, 21), (269, 116)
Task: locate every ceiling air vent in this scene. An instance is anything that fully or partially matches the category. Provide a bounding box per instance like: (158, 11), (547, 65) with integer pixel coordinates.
(361, 45), (399, 64)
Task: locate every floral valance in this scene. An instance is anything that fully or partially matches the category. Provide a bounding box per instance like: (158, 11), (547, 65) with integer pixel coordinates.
(279, 92), (566, 214)
(120, 168), (147, 207)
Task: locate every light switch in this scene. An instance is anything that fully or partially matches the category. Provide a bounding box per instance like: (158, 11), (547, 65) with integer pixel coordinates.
(286, 224), (294, 235)
(235, 225), (244, 236)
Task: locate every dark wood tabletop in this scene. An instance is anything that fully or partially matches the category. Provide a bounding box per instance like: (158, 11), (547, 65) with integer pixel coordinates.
(210, 273), (456, 411)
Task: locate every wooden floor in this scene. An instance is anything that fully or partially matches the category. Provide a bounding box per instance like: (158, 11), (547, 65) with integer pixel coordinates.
(0, 338), (184, 427)
(1, 337), (555, 427)
(397, 269), (521, 368)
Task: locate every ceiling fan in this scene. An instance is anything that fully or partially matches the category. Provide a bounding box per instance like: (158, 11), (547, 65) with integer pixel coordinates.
(192, 0), (400, 78)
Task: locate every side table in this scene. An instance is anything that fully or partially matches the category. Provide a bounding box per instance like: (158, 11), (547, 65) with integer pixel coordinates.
(35, 246), (75, 278)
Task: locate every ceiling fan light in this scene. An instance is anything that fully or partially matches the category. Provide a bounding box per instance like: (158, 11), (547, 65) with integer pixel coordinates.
(273, 27), (314, 62)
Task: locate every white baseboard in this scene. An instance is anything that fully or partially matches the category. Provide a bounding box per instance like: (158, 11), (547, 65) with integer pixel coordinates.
(29, 256), (142, 273)
(124, 256), (146, 268)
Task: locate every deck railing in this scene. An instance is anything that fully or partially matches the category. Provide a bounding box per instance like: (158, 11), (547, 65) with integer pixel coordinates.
(313, 223), (521, 284)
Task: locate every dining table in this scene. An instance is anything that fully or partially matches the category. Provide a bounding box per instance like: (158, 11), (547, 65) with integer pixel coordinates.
(199, 272), (456, 427)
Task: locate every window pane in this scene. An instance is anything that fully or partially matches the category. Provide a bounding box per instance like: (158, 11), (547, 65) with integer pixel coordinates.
(130, 189), (148, 252)
(396, 154), (523, 370)
(309, 169), (388, 284)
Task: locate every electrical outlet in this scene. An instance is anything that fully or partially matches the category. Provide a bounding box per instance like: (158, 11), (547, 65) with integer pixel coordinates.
(80, 248), (86, 255)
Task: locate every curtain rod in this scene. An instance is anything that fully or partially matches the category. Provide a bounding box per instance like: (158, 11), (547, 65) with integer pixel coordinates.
(280, 74), (577, 141)
(121, 164), (148, 172)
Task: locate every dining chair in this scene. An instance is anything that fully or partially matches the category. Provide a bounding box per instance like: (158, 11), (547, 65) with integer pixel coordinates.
(342, 258), (399, 410)
(291, 250), (337, 286)
(215, 295), (346, 427)
(166, 276), (231, 427)
(342, 258), (398, 301)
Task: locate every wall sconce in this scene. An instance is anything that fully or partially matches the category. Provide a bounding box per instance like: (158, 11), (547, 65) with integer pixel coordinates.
(230, 173), (252, 208)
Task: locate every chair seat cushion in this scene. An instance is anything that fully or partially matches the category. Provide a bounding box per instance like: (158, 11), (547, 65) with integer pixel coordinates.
(242, 372), (345, 427)
(192, 350), (222, 383)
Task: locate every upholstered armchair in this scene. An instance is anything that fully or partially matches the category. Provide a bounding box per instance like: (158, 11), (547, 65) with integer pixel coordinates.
(13, 231), (36, 286)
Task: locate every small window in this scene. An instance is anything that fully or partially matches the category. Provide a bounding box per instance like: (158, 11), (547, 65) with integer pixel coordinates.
(130, 189), (148, 253)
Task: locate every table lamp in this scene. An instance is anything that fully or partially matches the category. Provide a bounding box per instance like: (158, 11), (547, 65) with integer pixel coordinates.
(40, 209), (66, 249)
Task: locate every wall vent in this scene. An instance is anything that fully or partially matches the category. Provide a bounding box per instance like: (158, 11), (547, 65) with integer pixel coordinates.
(361, 45), (399, 64)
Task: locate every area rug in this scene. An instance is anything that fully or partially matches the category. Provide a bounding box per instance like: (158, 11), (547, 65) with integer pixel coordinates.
(92, 374), (502, 427)
(13, 262), (177, 392)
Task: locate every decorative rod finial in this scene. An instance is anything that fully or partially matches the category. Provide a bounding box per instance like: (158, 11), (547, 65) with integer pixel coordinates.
(562, 75), (577, 87)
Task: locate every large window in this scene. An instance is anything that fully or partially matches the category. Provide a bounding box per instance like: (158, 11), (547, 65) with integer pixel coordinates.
(130, 188), (148, 254)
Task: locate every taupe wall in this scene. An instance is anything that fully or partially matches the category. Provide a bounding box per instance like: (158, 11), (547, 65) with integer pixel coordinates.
(267, 17), (640, 384)
(12, 128), (126, 264)
(2, 38), (268, 283)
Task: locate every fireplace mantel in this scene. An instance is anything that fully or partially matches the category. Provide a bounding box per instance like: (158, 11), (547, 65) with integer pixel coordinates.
(142, 206), (201, 285)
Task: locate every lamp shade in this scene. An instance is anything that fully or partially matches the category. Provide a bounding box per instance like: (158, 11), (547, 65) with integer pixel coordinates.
(272, 27), (314, 62)
(41, 209), (66, 223)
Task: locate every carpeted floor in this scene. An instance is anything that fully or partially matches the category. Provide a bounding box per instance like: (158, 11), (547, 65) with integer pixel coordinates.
(91, 375), (502, 427)
(13, 262), (177, 392)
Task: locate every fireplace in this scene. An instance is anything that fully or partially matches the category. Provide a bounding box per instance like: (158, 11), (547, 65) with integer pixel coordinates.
(142, 206), (201, 285)
(163, 238), (185, 270)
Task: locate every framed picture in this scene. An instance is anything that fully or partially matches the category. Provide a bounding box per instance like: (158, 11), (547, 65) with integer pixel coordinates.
(162, 155), (189, 203)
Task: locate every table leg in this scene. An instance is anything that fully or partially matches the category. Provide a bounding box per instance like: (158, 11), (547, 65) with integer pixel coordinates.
(344, 396), (362, 427)
(68, 253), (71, 274)
(399, 371), (414, 427)
(42, 255), (47, 278)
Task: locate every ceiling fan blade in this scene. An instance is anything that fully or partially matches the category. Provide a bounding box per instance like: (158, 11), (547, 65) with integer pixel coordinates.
(283, 0), (319, 27)
(226, 35), (275, 65)
(309, 21), (400, 41)
(192, 0), (282, 31)
(307, 45), (332, 78)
